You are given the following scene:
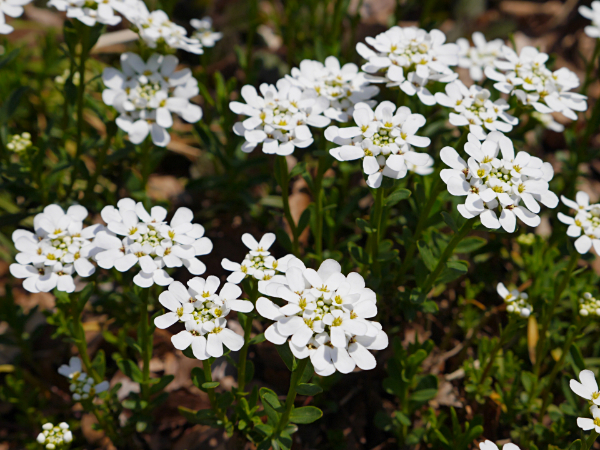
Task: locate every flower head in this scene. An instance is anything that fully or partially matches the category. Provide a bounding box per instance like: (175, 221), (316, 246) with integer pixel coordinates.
(356, 26), (459, 105)
(572, 369), (600, 405)
(155, 277), (253, 359)
(58, 356), (109, 401)
(257, 258), (388, 376)
(47, 0), (134, 27)
(457, 32), (504, 82)
(579, 293), (600, 317)
(440, 132), (557, 232)
(497, 282), (532, 318)
(287, 56), (379, 122)
(557, 192), (600, 255)
(36, 422), (73, 449)
(10, 204), (102, 293)
(190, 17), (222, 48)
(0, 0), (31, 34)
(578, 405), (600, 433)
(94, 199), (212, 288)
(6, 132), (32, 152)
(102, 52), (202, 147)
(230, 79), (330, 155)
(325, 101), (431, 188)
(580, 2), (600, 38)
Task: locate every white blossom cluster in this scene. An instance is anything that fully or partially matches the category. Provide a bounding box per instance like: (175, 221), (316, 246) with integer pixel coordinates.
(36, 422), (73, 449)
(257, 258), (388, 376)
(190, 17), (222, 48)
(579, 293), (600, 317)
(58, 357), (109, 401)
(102, 52), (202, 147)
(571, 370), (600, 433)
(230, 79), (331, 155)
(457, 32), (504, 82)
(580, 2), (600, 39)
(286, 56), (379, 122)
(94, 198), (212, 288)
(9, 204), (102, 294)
(154, 277), (252, 359)
(221, 233), (293, 284)
(48, 0), (137, 27)
(7, 132), (32, 152)
(480, 441), (521, 450)
(441, 132), (558, 232)
(485, 46), (588, 121)
(496, 282), (532, 318)
(557, 191), (600, 255)
(0, 0), (31, 35)
(356, 26), (459, 105)
(325, 101), (431, 188)
(435, 80), (517, 140)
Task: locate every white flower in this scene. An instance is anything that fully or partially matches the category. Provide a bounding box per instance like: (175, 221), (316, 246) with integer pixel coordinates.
(257, 258), (388, 376)
(479, 440), (521, 450)
(102, 52), (202, 147)
(190, 16), (222, 47)
(557, 192), (600, 255)
(580, 2), (600, 38)
(531, 111), (564, 132)
(58, 356), (109, 401)
(221, 232), (292, 284)
(9, 204), (102, 293)
(571, 369), (600, 405)
(485, 46), (588, 121)
(435, 80), (517, 140)
(230, 78), (330, 155)
(130, 5), (203, 54)
(286, 56), (379, 122)
(0, 0), (31, 35)
(579, 293), (600, 317)
(496, 282), (532, 318)
(94, 199), (212, 287)
(161, 278), (252, 360)
(47, 0), (135, 27)
(578, 405), (600, 433)
(325, 101), (431, 188)
(36, 422), (73, 449)
(457, 32), (504, 82)
(356, 26), (458, 105)
(440, 132), (558, 232)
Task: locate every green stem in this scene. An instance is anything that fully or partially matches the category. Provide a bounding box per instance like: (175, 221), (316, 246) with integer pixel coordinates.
(83, 122), (116, 202)
(313, 155), (329, 262)
(139, 288), (152, 400)
(371, 186), (385, 276)
(274, 358), (309, 437)
(237, 280), (258, 394)
(418, 218), (475, 300)
(583, 39), (600, 95)
(584, 430), (600, 450)
(478, 318), (516, 384)
(203, 359), (218, 411)
(70, 295), (101, 383)
(277, 155), (300, 256)
(140, 138), (154, 190)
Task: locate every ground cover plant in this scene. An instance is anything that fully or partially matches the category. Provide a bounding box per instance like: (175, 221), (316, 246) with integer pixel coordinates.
(1, 0), (600, 449)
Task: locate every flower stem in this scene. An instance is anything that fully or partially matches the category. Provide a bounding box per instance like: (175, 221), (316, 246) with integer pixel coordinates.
(584, 430), (600, 450)
(313, 156), (329, 263)
(237, 280), (258, 394)
(203, 358), (218, 410)
(277, 155), (300, 256)
(139, 288), (152, 400)
(583, 39), (600, 95)
(418, 217), (475, 300)
(140, 138), (154, 190)
(478, 317), (516, 384)
(70, 294), (101, 383)
(274, 358), (309, 437)
(371, 186), (385, 276)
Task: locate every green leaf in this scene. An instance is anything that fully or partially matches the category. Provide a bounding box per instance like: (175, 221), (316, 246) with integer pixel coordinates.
(386, 188), (411, 206)
(191, 367), (206, 389)
(254, 424), (273, 436)
(0, 87), (28, 124)
(275, 228), (293, 253)
(249, 333), (266, 345)
(116, 358), (144, 384)
(289, 161), (307, 179)
(436, 260), (468, 284)
(91, 350), (106, 380)
(570, 344), (586, 372)
(417, 241), (437, 271)
(410, 388), (438, 402)
(150, 375), (174, 395)
(202, 381), (220, 389)
(348, 242), (369, 265)
(455, 237), (487, 253)
(276, 343), (295, 371)
(296, 383), (323, 396)
(289, 406), (323, 424)
(297, 207), (312, 235)
(356, 218), (374, 234)
(441, 211), (458, 232)
(0, 49), (20, 70)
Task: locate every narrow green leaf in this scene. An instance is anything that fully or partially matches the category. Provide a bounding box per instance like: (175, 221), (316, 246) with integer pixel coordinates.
(417, 240), (437, 271)
(296, 383), (323, 396)
(289, 406), (323, 424)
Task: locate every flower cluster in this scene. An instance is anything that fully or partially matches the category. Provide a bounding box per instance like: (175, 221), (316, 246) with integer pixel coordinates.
(480, 441), (521, 450)
(10, 204), (102, 293)
(257, 258), (388, 376)
(558, 192), (600, 255)
(286, 56), (379, 122)
(155, 277), (252, 359)
(190, 17), (222, 48)
(496, 282), (532, 318)
(94, 198), (212, 287)
(48, 0), (135, 27)
(485, 46), (587, 121)
(441, 132), (557, 232)
(325, 101), (431, 188)
(571, 370), (600, 433)
(7, 132), (32, 152)
(457, 32), (504, 82)
(36, 422), (73, 449)
(580, 2), (600, 39)
(356, 26), (459, 105)
(221, 233), (292, 285)
(579, 292), (600, 317)
(435, 80), (517, 140)
(102, 52), (202, 147)
(58, 357), (109, 401)
(0, 0), (31, 35)
(230, 78), (330, 155)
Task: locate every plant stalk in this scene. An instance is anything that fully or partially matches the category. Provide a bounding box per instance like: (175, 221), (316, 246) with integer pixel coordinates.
(371, 186), (385, 276)
(274, 358), (309, 437)
(277, 155), (300, 256)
